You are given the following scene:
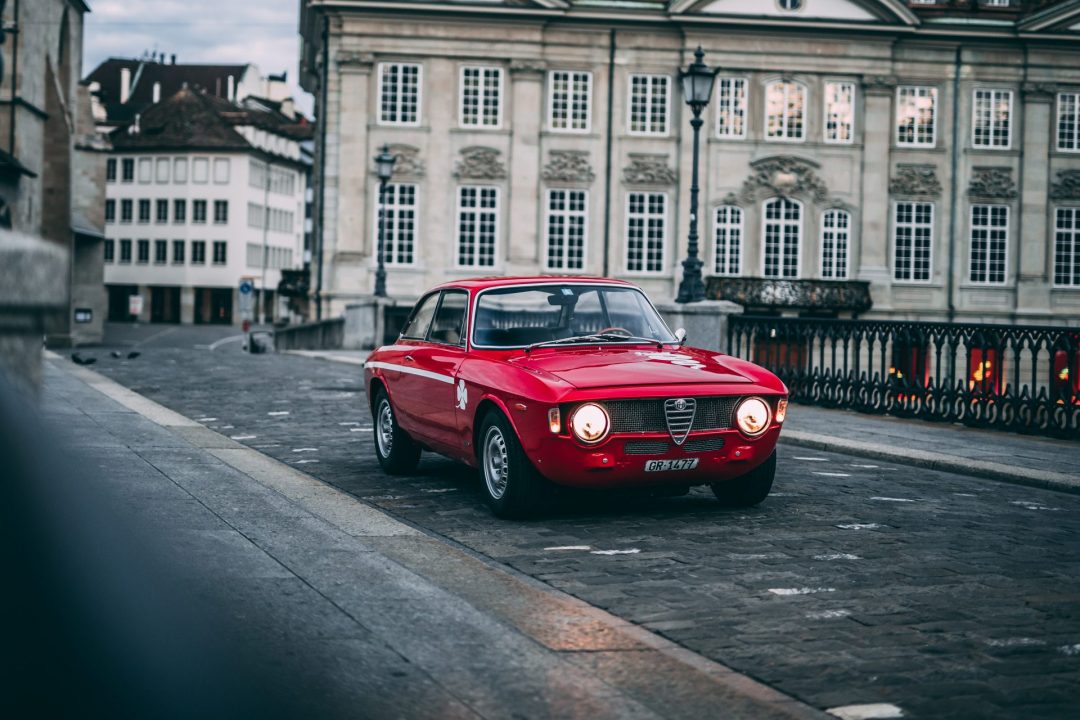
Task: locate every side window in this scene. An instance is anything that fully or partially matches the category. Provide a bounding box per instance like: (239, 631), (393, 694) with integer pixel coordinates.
(401, 293), (440, 340)
(428, 291), (468, 345)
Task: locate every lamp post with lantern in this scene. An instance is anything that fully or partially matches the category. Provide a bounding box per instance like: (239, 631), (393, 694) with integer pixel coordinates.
(374, 145), (397, 298)
(676, 47), (717, 304)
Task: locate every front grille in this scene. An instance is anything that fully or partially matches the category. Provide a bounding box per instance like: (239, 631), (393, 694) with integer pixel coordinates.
(624, 440), (670, 455)
(606, 397), (739, 434)
(684, 436), (726, 453)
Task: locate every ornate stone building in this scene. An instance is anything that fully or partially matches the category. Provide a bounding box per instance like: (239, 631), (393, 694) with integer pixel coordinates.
(300, 0), (1080, 324)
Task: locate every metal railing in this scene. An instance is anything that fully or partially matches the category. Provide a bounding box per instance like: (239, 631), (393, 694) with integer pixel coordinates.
(728, 316), (1080, 439)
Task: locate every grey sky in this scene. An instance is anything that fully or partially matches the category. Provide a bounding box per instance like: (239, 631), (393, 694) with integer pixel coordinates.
(83, 0), (314, 115)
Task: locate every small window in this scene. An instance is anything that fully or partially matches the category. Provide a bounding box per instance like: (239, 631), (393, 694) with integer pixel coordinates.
(106, 158), (117, 183)
(119, 239), (132, 264)
(401, 292), (441, 339)
(191, 240), (206, 265)
(715, 77), (747, 139)
(544, 189), (588, 271)
(154, 239), (168, 264)
(972, 89), (1012, 149)
(456, 186), (499, 268)
(138, 158), (152, 183)
(155, 158), (170, 184)
(136, 239), (150, 264)
(969, 204), (1008, 284)
(192, 158), (209, 183)
(214, 200), (229, 224)
(821, 209), (851, 279)
(213, 158), (230, 184)
(894, 201), (934, 282)
(777, 0), (802, 9)
(104, 239), (114, 263)
(105, 199), (116, 224)
(376, 184), (418, 266)
(897, 86), (937, 147)
(460, 66), (503, 128)
(626, 191), (667, 274)
(172, 240), (185, 264)
(121, 158), (135, 182)
(173, 199), (186, 224)
(379, 62), (422, 126)
(212, 240), (227, 265)
(714, 205), (743, 276)
(156, 199), (168, 223)
(1056, 93), (1080, 152)
(824, 82), (855, 144)
(1055, 208), (1080, 286)
(629, 74), (669, 136)
(763, 197), (802, 278)
(765, 81), (806, 142)
(138, 199), (151, 224)
(173, 158), (188, 183)
(549, 70), (592, 132)
(120, 199), (133, 223)
(428, 291), (468, 346)
(193, 200), (207, 224)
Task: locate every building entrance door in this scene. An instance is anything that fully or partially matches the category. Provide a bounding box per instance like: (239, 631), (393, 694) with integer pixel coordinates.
(150, 286), (181, 323)
(107, 285), (139, 322)
(194, 288), (234, 325)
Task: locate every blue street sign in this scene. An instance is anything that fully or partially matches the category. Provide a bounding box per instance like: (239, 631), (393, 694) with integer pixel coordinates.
(239, 280), (254, 295)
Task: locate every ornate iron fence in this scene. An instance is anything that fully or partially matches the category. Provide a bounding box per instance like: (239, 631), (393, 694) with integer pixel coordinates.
(728, 316), (1080, 439)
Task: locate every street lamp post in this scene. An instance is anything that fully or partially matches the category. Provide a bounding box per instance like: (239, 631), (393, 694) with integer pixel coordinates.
(676, 47), (717, 305)
(374, 145), (397, 298)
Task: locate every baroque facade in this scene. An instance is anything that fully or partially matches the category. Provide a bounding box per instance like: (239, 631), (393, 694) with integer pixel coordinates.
(300, 0), (1080, 324)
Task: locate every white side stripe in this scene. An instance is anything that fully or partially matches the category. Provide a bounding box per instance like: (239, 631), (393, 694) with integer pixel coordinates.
(364, 361), (455, 385)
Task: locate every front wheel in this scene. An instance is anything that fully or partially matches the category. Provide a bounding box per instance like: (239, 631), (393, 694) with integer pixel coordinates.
(372, 389), (421, 475)
(478, 410), (549, 519)
(711, 451), (775, 507)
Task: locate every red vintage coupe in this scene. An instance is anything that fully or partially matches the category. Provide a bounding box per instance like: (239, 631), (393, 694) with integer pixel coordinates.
(364, 277), (788, 518)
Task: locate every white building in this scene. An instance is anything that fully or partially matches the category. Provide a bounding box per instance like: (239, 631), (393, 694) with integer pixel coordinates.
(102, 88), (311, 324)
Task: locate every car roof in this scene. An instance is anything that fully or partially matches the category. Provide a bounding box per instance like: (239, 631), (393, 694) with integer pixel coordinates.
(431, 276), (637, 292)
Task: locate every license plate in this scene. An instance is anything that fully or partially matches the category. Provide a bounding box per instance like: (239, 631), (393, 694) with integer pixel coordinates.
(644, 458), (699, 473)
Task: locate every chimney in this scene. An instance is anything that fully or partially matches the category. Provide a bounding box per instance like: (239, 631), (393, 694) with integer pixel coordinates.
(120, 67), (132, 104)
(227, 75), (236, 102)
(152, 81), (161, 103)
(171, 54), (177, 65)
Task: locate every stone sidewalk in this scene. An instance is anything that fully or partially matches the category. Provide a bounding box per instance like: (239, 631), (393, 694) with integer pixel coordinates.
(40, 357), (824, 720)
(289, 349), (1080, 493)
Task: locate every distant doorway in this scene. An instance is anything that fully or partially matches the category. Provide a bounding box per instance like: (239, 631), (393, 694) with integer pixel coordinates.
(150, 286), (181, 324)
(107, 284), (139, 322)
(194, 287), (233, 325)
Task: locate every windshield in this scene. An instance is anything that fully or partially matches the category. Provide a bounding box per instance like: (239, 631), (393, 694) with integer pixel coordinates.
(471, 284), (677, 348)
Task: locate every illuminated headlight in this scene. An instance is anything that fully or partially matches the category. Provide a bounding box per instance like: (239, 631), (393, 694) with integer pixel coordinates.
(736, 397), (771, 437)
(548, 407), (561, 434)
(776, 398), (788, 423)
(570, 403), (610, 444)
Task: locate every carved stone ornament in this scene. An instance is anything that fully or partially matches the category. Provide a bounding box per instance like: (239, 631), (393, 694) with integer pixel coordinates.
(336, 50), (374, 69)
(968, 167), (1018, 200)
(509, 59), (546, 77)
(889, 164), (942, 199)
(1021, 82), (1056, 102)
(541, 150), (595, 183)
(454, 146), (507, 180)
(1050, 170), (1080, 201)
(720, 191), (740, 206)
(388, 144), (424, 179)
(622, 154), (678, 186)
(739, 156), (828, 204)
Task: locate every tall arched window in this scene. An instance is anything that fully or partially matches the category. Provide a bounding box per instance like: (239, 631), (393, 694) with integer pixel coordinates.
(765, 81), (806, 141)
(763, 197), (801, 278)
(713, 205), (743, 276)
(821, 209), (851, 279)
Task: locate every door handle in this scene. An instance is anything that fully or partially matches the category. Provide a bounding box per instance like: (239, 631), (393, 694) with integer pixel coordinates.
(404, 355), (414, 362)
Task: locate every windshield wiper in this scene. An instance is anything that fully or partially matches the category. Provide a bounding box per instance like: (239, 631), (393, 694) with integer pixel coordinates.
(525, 333), (662, 353)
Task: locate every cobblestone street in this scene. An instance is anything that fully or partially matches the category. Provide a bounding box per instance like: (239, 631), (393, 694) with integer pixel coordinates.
(90, 338), (1080, 719)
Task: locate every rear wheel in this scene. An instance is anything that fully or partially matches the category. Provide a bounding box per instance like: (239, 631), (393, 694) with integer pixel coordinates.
(711, 451), (775, 507)
(372, 389), (420, 475)
(478, 410), (549, 519)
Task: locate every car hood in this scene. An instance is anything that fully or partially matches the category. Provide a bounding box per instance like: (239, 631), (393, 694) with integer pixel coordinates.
(508, 346), (755, 389)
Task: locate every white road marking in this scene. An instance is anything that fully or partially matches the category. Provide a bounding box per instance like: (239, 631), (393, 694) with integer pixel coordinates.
(268, 411), (290, 416)
(350, 427), (373, 433)
(794, 456), (829, 462)
(231, 435), (256, 440)
(1059, 643), (1080, 656)
(207, 334), (245, 351)
(545, 545), (592, 551)
(292, 459), (319, 465)
(837, 523), (883, 530)
(196, 417), (217, 422)
(826, 703), (904, 720)
(252, 444), (281, 449)
(339, 421), (360, 426)
(1010, 500), (1059, 511)
(768, 587), (836, 596)
(954, 493), (977, 497)
(850, 464), (879, 469)
(591, 549), (641, 556)
(806, 609), (851, 620)
(292, 448), (318, 453)
(985, 637), (1045, 648)
(220, 425), (234, 429)
(812, 471), (851, 477)
(421, 488), (457, 493)
(870, 497), (916, 502)
(814, 553), (861, 561)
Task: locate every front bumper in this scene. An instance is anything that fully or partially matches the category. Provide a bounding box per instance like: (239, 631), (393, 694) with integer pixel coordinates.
(526, 425), (781, 488)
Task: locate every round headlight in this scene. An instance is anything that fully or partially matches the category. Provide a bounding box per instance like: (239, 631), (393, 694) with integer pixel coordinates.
(570, 403), (610, 444)
(736, 397), (771, 437)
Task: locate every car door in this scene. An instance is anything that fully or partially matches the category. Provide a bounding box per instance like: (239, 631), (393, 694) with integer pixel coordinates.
(382, 291), (441, 439)
(406, 289), (469, 453)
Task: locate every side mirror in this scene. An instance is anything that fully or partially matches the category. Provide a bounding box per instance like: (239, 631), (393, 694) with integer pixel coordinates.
(674, 328), (687, 346)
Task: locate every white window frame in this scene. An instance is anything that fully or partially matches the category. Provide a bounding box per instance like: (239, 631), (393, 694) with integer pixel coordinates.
(454, 185), (501, 269)
(1057, 92), (1080, 153)
(627, 74), (670, 137)
(372, 182), (420, 267)
(892, 201), (935, 284)
(761, 197), (803, 279)
(896, 86), (938, 148)
(624, 191), (668, 275)
(713, 205), (743, 276)
(543, 188), (589, 271)
(764, 80), (807, 143)
(1054, 207), (1080, 287)
(820, 209), (851, 279)
(547, 70), (592, 133)
(459, 66), (504, 130)
(971, 89), (1013, 150)
(378, 62), (423, 127)
(824, 81), (856, 145)
(715, 77), (748, 140)
(968, 204), (1009, 285)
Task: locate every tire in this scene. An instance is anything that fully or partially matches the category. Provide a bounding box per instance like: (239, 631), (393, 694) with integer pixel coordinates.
(372, 388), (421, 475)
(477, 410), (549, 519)
(710, 451), (775, 507)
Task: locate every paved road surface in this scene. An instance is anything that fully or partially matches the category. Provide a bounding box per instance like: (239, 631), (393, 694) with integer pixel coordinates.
(87, 338), (1080, 719)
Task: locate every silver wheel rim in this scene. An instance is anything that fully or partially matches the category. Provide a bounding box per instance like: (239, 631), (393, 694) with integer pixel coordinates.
(376, 399), (394, 457)
(483, 426), (509, 500)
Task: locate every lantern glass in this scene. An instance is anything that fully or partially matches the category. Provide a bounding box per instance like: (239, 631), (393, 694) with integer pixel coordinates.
(375, 147), (396, 181)
(682, 69), (715, 108)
